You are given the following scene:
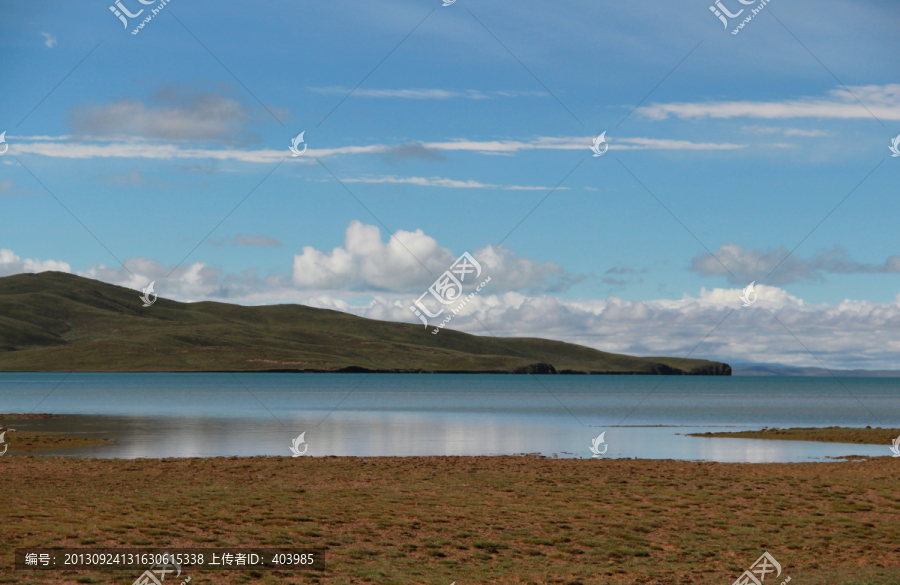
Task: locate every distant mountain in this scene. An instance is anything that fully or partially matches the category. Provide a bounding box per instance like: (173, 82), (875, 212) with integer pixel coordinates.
(733, 365), (900, 378)
(0, 272), (731, 375)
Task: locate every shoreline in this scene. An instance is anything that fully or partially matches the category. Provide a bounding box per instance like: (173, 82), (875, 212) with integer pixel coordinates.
(0, 368), (731, 375)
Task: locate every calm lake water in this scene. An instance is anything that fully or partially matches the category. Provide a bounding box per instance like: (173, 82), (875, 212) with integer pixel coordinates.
(2, 373), (898, 461)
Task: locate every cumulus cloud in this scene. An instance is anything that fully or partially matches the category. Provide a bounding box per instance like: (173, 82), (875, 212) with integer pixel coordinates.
(639, 84), (900, 121)
(76, 258), (276, 303)
(690, 243), (900, 285)
(297, 286), (900, 370)
(291, 220), (569, 293)
(4, 244), (900, 368)
(0, 249), (71, 276)
(41, 32), (57, 48)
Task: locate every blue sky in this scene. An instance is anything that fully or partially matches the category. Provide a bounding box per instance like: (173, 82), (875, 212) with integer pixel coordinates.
(1, 0), (899, 368)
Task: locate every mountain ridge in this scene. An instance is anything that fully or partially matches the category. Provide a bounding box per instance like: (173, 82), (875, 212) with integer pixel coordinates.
(0, 272), (731, 375)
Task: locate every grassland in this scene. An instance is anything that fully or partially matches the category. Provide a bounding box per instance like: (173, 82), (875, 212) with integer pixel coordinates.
(1, 454), (898, 585)
(0, 272), (729, 375)
(689, 426), (900, 444)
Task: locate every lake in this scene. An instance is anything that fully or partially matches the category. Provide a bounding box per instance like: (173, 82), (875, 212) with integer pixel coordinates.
(2, 373), (897, 461)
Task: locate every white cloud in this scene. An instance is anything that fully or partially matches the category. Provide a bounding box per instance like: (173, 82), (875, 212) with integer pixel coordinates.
(308, 87), (547, 100)
(639, 84), (900, 121)
(340, 176), (495, 189)
(290, 220), (566, 292)
(287, 287), (900, 371)
(0, 249), (71, 276)
(41, 32), (57, 48)
(11, 134), (745, 163)
(338, 175), (568, 190)
(741, 126), (835, 137)
(4, 241), (900, 369)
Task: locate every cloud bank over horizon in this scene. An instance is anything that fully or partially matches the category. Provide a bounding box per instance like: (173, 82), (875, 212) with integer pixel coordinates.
(3, 220), (899, 370)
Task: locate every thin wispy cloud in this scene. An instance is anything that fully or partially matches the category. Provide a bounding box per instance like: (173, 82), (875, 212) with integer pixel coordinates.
(308, 87), (547, 100)
(691, 243), (900, 285)
(639, 84), (900, 121)
(338, 175), (567, 190)
(12, 135), (747, 163)
(741, 126), (835, 137)
(381, 142), (446, 162)
(208, 234), (284, 247)
(0, 179), (19, 196)
(41, 32), (57, 48)
(99, 169), (174, 188)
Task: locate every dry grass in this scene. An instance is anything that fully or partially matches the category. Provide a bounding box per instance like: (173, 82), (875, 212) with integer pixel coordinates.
(1, 415), (114, 452)
(689, 426), (900, 445)
(1, 455), (898, 585)
(1, 431), (114, 452)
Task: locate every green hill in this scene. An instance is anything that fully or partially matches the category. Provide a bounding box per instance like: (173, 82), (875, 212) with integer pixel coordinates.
(0, 272), (731, 375)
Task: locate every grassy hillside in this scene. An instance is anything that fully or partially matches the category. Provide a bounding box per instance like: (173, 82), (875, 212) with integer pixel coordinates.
(0, 272), (731, 375)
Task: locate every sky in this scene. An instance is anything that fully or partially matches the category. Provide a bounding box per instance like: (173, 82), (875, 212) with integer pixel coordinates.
(1, 0), (899, 369)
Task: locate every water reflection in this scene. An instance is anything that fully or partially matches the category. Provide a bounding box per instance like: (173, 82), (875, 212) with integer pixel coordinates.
(1, 373), (896, 461)
(8, 413), (889, 462)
